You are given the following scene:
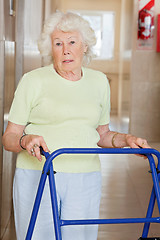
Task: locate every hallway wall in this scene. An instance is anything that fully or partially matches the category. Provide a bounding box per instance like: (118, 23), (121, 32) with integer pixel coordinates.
(0, 0), (16, 238)
(130, 0), (160, 141)
(0, 0), (44, 238)
(0, 0), (5, 237)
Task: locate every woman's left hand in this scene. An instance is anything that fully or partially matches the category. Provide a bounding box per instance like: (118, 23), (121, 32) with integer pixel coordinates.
(97, 124), (151, 150)
(125, 135), (151, 158)
(125, 134), (151, 149)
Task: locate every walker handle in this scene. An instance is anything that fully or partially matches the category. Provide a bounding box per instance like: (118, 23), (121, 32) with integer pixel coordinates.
(40, 146), (50, 159)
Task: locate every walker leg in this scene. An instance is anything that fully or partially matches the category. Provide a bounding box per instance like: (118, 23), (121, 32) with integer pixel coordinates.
(142, 154), (160, 238)
(148, 154), (160, 212)
(141, 187), (156, 238)
(25, 171), (48, 240)
(48, 164), (62, 240)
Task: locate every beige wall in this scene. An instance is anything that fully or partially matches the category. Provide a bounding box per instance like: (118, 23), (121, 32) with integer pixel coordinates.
(0, 0), (16, 237)
(129, 0), (160, 141)
(0, 0), (45, 237)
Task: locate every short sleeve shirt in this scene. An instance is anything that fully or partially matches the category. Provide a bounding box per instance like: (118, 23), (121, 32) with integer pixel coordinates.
(9, 65), (110, 172)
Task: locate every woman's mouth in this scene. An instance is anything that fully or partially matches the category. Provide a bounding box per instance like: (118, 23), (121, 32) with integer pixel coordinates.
(63, 60), (73, 63)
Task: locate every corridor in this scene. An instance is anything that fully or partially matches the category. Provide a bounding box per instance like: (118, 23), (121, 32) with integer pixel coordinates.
(1, 0), (160, 239)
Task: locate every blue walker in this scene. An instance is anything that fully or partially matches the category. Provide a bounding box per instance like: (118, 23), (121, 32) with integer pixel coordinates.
(25, 148), (160, 240)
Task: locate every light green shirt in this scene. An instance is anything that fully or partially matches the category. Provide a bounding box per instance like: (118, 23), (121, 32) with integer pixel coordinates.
(9, 64), (110, 173)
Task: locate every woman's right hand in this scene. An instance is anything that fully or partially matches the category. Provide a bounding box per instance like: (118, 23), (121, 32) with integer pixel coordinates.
(2, 121), (50, 162)
(20, 134), (50, 161)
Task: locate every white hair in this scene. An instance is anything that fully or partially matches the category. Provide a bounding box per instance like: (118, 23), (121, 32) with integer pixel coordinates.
(38, 11), (97, 66)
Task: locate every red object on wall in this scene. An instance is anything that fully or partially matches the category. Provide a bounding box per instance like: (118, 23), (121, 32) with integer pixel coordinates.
(138, 0), (155, 42)
(138, 9), (152, 39)
(157, 15), (160, 52)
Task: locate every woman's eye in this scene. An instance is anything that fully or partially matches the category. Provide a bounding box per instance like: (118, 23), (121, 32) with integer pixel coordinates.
(70, 41), (75, 45)
(55, 42), (62, 46)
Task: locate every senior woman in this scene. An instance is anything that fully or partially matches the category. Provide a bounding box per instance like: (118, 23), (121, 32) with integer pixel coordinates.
(2, 11), (150, 240)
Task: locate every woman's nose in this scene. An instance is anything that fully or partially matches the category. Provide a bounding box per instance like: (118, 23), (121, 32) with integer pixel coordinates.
(63, 43), (70, 55)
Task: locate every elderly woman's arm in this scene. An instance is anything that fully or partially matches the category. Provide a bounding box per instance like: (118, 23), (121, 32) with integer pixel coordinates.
(97, 124), (150, 149)
(2, 121), (49, 161)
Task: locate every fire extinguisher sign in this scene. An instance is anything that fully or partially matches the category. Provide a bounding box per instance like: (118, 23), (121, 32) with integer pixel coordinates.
(137, 0), (155, 49)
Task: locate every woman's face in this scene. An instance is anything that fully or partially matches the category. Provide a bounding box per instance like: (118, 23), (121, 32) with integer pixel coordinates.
(51, 29), (87, 77)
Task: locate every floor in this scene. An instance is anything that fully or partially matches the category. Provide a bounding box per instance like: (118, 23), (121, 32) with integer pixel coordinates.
(1, 114), (160, 240)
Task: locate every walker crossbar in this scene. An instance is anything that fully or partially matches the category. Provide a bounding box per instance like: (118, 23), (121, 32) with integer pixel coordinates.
(139, 238), (160, 240)
(60, 217), (160, 226)
(25, 148), (160, 240)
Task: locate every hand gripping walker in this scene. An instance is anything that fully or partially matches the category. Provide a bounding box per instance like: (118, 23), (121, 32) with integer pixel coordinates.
(25, 148), (160, 240)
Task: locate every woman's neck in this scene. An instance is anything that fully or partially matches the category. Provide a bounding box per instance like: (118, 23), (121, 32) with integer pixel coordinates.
(54, 67), (82, 81)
